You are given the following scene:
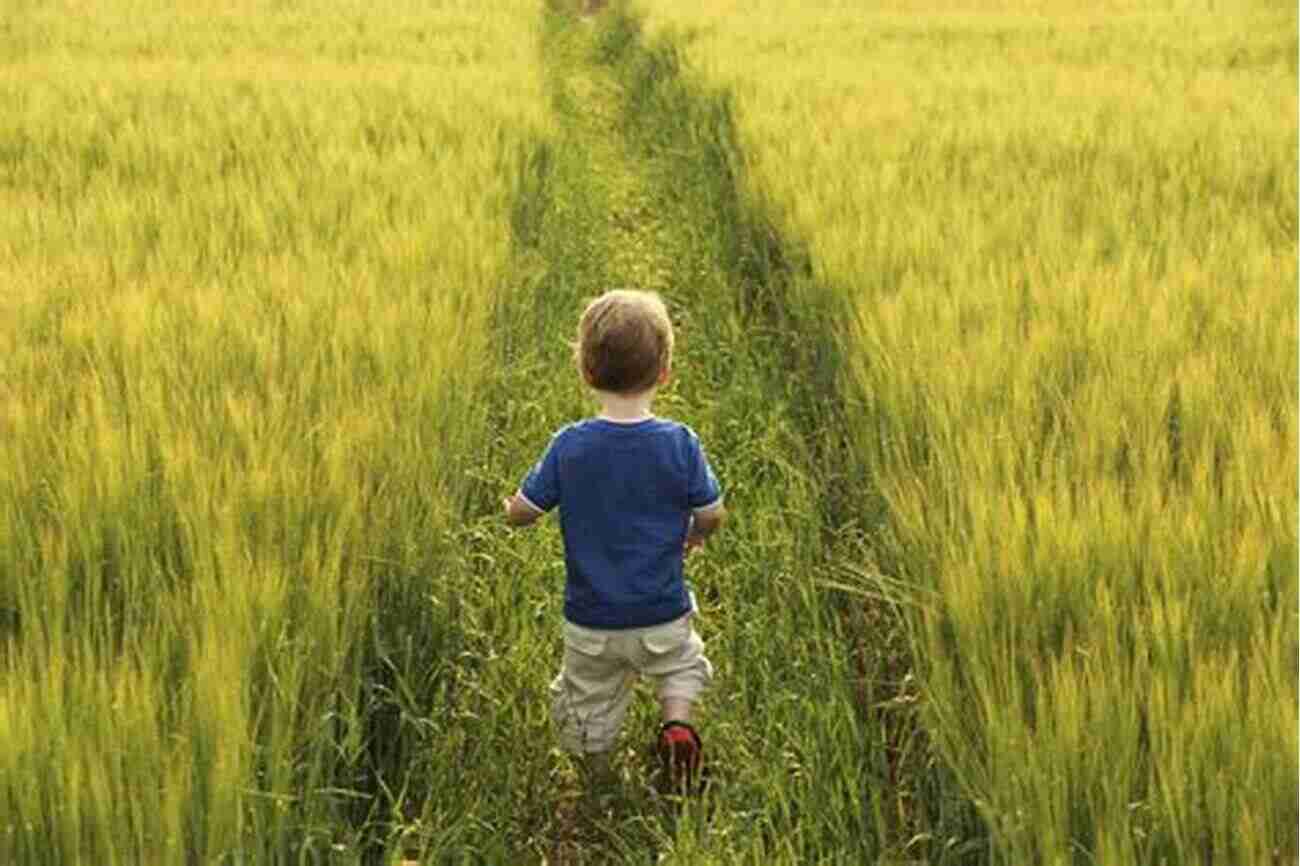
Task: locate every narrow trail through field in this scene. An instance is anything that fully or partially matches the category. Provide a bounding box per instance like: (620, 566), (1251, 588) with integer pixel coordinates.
(448, 6), (945, 862)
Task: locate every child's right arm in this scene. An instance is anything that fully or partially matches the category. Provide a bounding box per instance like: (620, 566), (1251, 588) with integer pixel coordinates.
(509, 431), (562, 528)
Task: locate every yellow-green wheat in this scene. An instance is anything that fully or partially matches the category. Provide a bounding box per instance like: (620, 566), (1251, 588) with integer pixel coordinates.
(640, 1), (1298, 861)
(0, 2), (548, 861)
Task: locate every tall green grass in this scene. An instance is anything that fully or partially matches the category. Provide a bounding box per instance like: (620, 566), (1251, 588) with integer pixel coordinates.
(6, 1), (1295, 861)
(640, 1), (1298, 862)
(0, 2), (548, 861)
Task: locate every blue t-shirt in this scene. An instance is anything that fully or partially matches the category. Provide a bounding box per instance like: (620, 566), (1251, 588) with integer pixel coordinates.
(519, 417), (722, 629)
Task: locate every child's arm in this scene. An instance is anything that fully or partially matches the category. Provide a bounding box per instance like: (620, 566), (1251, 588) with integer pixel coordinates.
(509, 433), (561, 527)
(503, 491), (545, 527)
(684, 428), (725, 554)
(685, 502), (727, 553)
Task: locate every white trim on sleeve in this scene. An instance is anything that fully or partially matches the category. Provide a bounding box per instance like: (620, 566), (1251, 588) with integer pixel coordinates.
(517, 491), (547, 514)
(691, 497), (724, 514)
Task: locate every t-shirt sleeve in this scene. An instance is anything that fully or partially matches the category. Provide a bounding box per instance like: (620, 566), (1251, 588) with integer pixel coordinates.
(685, 429), (723, 511)
(519, 434), (562, 513)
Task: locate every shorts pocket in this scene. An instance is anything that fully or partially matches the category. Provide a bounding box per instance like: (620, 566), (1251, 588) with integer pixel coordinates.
(640, 615), (691, 655)
(563, 622), (608, 657)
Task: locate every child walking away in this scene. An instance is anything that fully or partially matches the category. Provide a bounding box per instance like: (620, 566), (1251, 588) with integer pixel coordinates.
(503, 289), (726, 793)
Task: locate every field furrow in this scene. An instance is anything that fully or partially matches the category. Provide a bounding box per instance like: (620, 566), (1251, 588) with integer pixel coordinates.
(443, 5), (919, 861)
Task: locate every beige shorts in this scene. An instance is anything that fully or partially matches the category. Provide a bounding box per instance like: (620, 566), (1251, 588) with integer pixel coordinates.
(549, 611), (713, 754)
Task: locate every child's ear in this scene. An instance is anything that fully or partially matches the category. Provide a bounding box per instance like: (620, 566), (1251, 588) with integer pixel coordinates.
(658, 364), (671, 385)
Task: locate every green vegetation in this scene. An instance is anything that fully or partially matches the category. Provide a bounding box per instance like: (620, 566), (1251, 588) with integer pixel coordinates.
(481, 9), (904, 862)
(1, 1), (896, 861)
(0, 0), (549, 861)
(2, 0), (1294, 863)
(641, 0), (1298, 862)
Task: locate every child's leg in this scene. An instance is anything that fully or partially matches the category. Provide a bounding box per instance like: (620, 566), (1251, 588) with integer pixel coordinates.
(636, 614), (713, 789)
(660, 696), (692, 724)
(636, 614), (712, 714)
(576, 749), (614, 790)
(549, 623), (636, 758)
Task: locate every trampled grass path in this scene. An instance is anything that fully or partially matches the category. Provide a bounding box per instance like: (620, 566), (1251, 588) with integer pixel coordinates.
(439, 5), (978, 862)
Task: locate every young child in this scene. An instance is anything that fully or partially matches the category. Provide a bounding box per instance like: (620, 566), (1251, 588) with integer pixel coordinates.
(503, 289), (726, 790)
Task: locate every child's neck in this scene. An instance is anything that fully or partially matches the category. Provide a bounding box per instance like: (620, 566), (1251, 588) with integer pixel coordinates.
(595, 388), (655, 423)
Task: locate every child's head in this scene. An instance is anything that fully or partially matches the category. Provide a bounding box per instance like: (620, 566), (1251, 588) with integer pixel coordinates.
(576, 289), (674, 394)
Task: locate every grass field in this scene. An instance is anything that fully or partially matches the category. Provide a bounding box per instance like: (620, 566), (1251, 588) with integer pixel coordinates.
(1, 0), (1295, 863)
(0, 1), (548, 861)
(640, 0), (1298, 862)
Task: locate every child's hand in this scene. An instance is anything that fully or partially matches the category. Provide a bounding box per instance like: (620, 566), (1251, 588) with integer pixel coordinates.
(683, 506), (725, 556)
(503, 492), (543, 527)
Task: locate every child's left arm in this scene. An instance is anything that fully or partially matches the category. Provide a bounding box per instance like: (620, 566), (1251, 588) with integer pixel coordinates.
(503, 492), (544, 527)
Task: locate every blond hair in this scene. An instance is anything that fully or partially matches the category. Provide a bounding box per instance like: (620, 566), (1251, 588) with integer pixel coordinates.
(575, 289), (674, 394)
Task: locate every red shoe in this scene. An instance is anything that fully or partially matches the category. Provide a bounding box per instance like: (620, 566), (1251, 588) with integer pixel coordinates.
(656, 720), (704, 793)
